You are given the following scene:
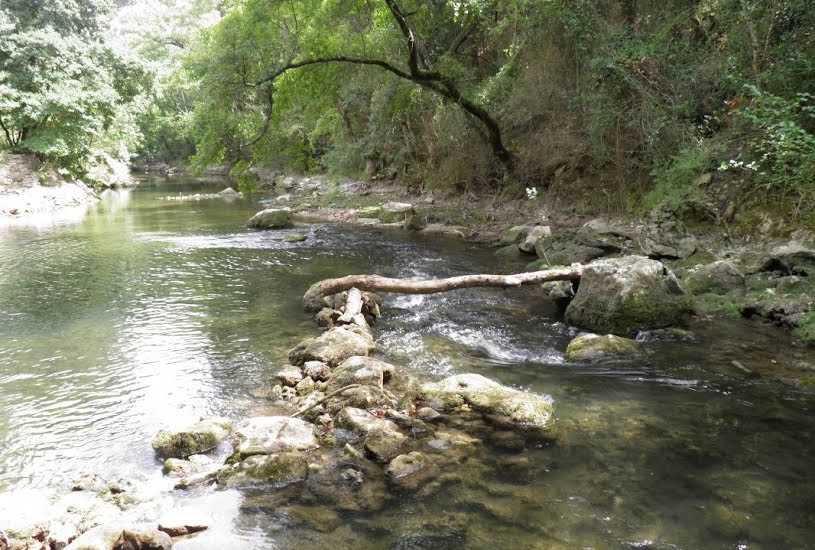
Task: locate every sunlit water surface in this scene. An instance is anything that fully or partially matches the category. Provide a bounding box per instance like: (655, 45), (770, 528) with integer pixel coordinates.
(1, 178), (814, 549)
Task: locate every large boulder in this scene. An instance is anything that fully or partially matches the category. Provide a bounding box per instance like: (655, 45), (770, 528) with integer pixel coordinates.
(247, 208), (293, 229)
(151, 417), (231, 459)
(288, 326), (375, 367)
(565, 334), (641, 362)
(564, 255), (692, 336)
(685, 261), (745, 295)
(422, 374), (553, 430)
(232, 416), (318, 459)
(217, 453), (309, 488)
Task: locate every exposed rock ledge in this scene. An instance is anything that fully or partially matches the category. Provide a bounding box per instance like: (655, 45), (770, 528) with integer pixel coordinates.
(0, 153), (98, 218)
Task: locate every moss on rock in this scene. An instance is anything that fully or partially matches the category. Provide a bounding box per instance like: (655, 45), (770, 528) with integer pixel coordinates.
(565, 334), (641, 362)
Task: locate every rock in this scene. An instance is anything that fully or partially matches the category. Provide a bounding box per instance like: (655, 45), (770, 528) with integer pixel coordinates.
(151, 417), (231, 459)
(564, 334), (641, 362)
(113, 529), (172, 550)
(157, 507), (209, 537)
(421, 224), (466, 238)
(378, 202), (414, 223)
(534, 236), (607, 265)
(303, 361), (331, 381)
(217, 453), (309, 488)
(498, 226), (531, 247)
(233, 416), (318, 458)
(564, 255), (692, 337)
(295, 376), (316, 396)
(416, 407), (442, 421)
(364, 426), (408, 462)
(342, 443), (364, 462)
(761, 241), (815, 275)
(276, 367), (303, 387)
(685, 261), (745, 295)
(66, 525), (128, 550)
(335, 407), (399, 434)
(216, 187), (240, 198)
(518, 225), (551, 254)
(422, 374), (553, 430)
(579, 219), (637, 252)
(247, 208), (293, 229)
(288, 326), (375, 367)
(162, 454), (213, 477)
(386, 452), (426, 479)
(328, 356), (395, 389)
(635, 328), (699, 343)
(642, 207), (698, 259)
(284, 235), (307, 243)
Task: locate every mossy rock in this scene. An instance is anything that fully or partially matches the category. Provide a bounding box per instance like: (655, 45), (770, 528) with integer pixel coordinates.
(247, 208), (293, 229)
(386, 452), (426, 479)
(422, 373), (553, 430)
(378, 202), (415, 223)
(684, 261), (745, 295)
(217, 452), (309, 488)
(288, 326), (375, 367)
(498, 226), (531, 247)
(151, 417), (231, 459)
(564, 255), (693, 337)
(565, 334), (641, 362)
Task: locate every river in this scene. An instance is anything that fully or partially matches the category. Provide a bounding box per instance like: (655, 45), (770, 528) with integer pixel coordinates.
(1, 177), (814, 548)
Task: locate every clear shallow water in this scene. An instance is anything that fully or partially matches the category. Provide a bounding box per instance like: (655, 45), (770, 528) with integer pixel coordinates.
(1, 178), (814, 549)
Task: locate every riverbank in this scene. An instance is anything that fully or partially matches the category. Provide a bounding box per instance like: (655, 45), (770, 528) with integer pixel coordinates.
(246, 173), (815, 350)
(2, 178), (814, 548)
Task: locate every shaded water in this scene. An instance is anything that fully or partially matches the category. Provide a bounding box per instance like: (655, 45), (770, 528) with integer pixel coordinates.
(1, 178), (814, 548)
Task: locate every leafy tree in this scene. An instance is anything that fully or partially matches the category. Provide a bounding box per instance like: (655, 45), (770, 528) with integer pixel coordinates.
(0, 0), (146, 172)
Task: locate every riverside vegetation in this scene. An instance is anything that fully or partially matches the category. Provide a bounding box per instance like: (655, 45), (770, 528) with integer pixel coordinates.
(1, 0), (815, 549)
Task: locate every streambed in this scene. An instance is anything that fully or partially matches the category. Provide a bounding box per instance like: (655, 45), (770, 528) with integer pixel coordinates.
(1, 178), (814, 549)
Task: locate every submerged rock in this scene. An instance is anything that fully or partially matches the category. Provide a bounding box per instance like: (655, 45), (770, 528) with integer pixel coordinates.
(217, 453), (309, 488)
(247, 207), (293, 229)
(565, 334), (641, 362)
(288, 326), (375, 367)
(151, 417), (231, 459)
(364, 426), (408, 462)
(422, 374), (553, 430)
(386, 452), (426, 480)
(233, 416), (318, 459)
(564, 255), (692, 337)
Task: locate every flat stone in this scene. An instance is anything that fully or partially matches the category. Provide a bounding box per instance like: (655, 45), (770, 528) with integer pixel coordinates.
(422, 374), (553, 430)
(233, 416), (318, 458)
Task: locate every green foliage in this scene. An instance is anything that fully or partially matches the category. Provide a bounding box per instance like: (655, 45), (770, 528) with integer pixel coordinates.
(794, 314), (815, 347)
(0, 0), (148, 174)
(644, 144), (714, 215)
(734, 86), (815, 204)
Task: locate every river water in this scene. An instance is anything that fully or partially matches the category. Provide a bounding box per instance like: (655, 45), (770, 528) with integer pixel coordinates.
(1, 178), (814, 549)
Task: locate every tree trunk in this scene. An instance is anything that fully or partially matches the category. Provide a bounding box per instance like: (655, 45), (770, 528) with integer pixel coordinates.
(304, 266), (583, 310)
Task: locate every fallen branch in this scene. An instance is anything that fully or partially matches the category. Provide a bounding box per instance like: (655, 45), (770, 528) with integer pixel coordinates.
(305, 266), (582, 308)
(291, 384), (362, 418)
